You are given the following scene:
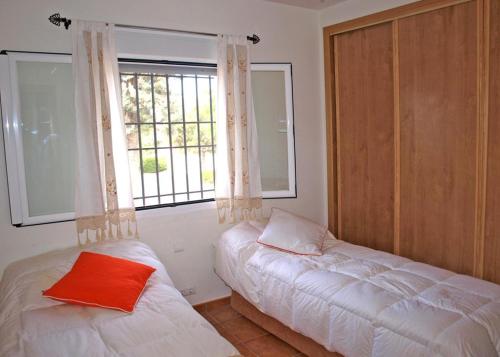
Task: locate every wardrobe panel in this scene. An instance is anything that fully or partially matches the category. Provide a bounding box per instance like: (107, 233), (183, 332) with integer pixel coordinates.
(399, 2), (478, 274)
(335, 23), (394, 252)
(484, 0), (500, 284)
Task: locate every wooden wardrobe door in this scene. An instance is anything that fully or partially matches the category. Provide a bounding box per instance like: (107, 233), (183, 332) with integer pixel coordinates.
(484, 0), (500, 284)
(335, 23), (394, 253)
(398, 2), (478, 274)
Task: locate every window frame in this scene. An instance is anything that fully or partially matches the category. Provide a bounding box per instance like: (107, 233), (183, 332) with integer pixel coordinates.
(119, 59), (218, 210)
(122, 60), (298, 208)
(0, 51), (75, 226)
(252, 62), (297, 199)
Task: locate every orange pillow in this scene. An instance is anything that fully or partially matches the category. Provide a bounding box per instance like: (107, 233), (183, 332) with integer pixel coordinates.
(43, 251), (156, 313)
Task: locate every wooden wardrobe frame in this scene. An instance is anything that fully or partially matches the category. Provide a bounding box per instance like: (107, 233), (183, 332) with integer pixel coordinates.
(323, 0), (491, 279)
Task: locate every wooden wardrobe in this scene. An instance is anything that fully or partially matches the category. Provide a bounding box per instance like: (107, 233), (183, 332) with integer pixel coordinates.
(323, 0), (500, 283)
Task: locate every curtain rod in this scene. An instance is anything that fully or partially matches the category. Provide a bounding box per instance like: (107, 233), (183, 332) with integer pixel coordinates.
(48, 13), (261, 44)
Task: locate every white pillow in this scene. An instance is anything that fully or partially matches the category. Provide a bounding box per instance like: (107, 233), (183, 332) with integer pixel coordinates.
(257, 208), (328, 256)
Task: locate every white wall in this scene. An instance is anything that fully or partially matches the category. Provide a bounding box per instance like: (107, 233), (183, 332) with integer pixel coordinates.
(0, 0), (325, 304)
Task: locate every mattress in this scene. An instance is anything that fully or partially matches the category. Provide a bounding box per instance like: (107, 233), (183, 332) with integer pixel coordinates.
(0, 239), (239, 357)
(215, 221), (500, 357)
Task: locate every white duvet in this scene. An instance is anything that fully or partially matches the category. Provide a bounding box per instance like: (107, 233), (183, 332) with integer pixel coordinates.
(215, 221), (500, 357)
(0, 239), (239, 357)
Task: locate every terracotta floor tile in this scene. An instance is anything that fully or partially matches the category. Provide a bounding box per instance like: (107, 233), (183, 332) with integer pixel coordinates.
(210, 305), (242, 323)
(245, 334), (299, 357)
(195, 302), (302, 356)
(199, 309), (219, 325)
(221, 316), (268, 342)
(214, 323), (242, 346)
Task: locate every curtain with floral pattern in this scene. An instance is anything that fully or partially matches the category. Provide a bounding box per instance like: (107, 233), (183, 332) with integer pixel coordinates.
(215, 35), (262, 223)
(72, 20), (137, 245)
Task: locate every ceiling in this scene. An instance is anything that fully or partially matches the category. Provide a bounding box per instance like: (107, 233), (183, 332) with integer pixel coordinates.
(262, 0), (345, 10)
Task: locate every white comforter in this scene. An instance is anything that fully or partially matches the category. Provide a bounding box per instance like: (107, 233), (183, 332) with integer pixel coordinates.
(215, 221), (500, 357)
(0, 240), (239, 357)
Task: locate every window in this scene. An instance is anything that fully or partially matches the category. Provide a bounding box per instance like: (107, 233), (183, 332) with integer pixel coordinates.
(119, 63), (217, 208)
(0, 52), (76, 225)
(1, 52), (296, 225)
(252, 63), (296, 198)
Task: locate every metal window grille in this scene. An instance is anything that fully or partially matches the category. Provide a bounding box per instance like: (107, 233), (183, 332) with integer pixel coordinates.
(120, 68), (217, 209)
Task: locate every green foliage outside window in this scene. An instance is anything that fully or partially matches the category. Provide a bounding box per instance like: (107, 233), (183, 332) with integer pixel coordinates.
(121, 74), (216, 150)
(143, 157), (167, 173)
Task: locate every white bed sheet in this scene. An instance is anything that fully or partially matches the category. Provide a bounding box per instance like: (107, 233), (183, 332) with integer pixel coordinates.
(0, 239), (239, 357)
(215, 221), (500, 357)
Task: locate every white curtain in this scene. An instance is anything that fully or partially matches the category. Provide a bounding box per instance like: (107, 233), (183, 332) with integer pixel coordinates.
(215, 35), (262, 223)
(72, 20), (137, 245)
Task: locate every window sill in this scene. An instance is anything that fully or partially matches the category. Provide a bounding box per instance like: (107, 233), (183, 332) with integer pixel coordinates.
(134, 193), (297, 220)
(135, 200), (216, 219)
(12, 194), (297, 227)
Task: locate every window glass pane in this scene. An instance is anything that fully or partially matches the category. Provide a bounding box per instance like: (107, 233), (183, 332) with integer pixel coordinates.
(168, 77), (183, 122)
(185, 123), (198, 146)
(157, 149), (172, 195)
(160, 195), (173, 205)
(199, 123), (212, 146)
(126, 124), (139, 149)
(141, 149), (158, 197)
(210, 76), (217, 122)
(190, 192), (201, 200)
(121, 74), (137, 123)
(201, 147), (214, 190)
(17, 61), (75, 217)
(134, 198), (144, 207)
(175, 193), (188, 203)
(252, 70), (290, 191)
(171, 124), (185, 147)
(187, 148), (201, 192)
(153, 76), (168, 123)
(137, 75), (153, 122)
(145, 197), (159, 206)
(172, 148), (187, 193)
(204, 190), (215, 199)
(128, 150), (142, 199)
(118, 65), (226, 208)
(140, 124), (155, 148)
(183, 77), (197, 122)
(197, 77), (211, 122)
(156, 124), (170, 147)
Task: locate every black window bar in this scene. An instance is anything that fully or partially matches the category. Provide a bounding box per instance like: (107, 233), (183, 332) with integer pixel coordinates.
(120, 68), (217, 210)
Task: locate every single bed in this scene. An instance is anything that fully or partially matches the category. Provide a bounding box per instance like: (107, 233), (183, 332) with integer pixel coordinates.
(215, 221), (500, 357)
(0, 239), (240, 357)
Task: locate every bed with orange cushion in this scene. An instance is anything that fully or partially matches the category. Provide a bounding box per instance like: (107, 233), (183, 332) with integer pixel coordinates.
(0, 239), (239, 357)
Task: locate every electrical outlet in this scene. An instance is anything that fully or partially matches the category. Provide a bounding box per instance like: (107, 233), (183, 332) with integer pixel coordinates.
(180, 287), (196, 296)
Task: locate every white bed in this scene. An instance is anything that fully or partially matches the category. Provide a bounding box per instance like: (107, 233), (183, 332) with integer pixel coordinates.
(215, 221), (500, 357)
(0, 239), (240, 357)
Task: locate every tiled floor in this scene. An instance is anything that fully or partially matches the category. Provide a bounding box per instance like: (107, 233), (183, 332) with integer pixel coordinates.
(195, 298), (304, 357)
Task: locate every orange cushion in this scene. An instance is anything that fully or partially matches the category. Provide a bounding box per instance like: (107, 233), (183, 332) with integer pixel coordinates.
(43, 251), (156, 313)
